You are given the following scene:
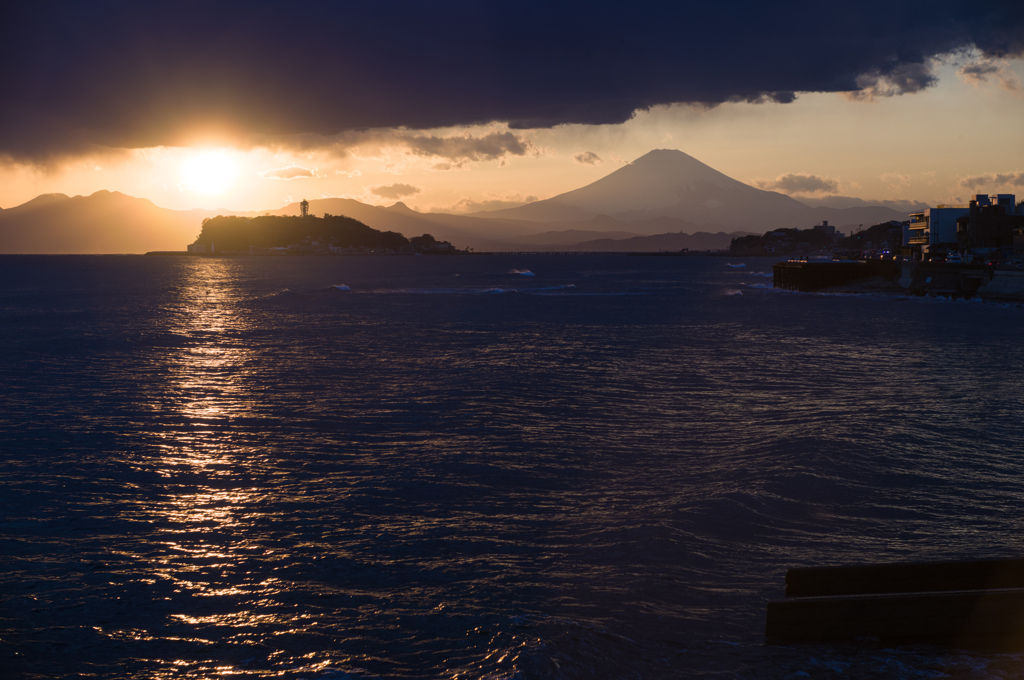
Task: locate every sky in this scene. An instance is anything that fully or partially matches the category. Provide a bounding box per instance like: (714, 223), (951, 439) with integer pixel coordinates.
(1, 0), (1022, 215)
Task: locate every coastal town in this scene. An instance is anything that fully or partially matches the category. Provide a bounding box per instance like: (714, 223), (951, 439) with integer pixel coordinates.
(758, 193), (1024, 300)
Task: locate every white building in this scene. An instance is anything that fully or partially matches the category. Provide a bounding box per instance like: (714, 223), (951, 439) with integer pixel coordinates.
(908, 194), (1023, 257)
(909, 205), (969, 253)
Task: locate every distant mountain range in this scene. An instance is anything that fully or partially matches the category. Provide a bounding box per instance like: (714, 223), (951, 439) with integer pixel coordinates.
(478, 149), (919, 229)
(0, 149), (920, 254)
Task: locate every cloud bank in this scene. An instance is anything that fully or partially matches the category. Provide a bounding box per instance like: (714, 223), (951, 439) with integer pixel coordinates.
(261, 166), (319, 180)
(574, 152), (603, 166)
(2, 0), (1022, 161)
(396, 132), (534, 164)
(448, 193), (540, 213)
(757, 173), (840, 194)
(959, 172), (1024, 189)
(371, 184), (421, 200)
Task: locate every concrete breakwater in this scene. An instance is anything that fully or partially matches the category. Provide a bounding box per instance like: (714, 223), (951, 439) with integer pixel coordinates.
(909, 264), (1024, 301)
(774, 259), (1024, 301)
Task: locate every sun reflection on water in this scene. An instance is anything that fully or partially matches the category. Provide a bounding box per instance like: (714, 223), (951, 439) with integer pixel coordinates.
(128, 258), (293, 671)
(160, 259), (261, 427)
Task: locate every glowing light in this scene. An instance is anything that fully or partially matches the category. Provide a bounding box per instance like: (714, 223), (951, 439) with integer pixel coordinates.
(180, 149), (240, 195)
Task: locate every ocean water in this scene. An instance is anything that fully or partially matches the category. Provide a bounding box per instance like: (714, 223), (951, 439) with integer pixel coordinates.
(3, 253), (1024, 679)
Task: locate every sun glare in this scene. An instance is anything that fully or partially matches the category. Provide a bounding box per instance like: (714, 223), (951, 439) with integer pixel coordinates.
(180, 150), (240, 195)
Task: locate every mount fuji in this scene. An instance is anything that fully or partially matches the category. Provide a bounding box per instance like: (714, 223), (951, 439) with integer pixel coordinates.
(478, 149), (908, 231)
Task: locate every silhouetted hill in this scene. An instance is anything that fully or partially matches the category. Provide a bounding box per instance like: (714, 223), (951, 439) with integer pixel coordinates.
(269, 198), (543, 250)
(270, 198), (689, 251)
(478, 149), (910, 231)
(194, 214), (411, 252)
(0, 191), (218, 254)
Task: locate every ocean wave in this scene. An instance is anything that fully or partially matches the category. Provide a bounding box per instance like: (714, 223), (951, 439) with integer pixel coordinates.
(375, 287), (519, 295)
(525, 284), (577, 293)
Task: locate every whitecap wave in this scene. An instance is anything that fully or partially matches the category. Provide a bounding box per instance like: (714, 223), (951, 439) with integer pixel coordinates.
(528, 284), (576, 293)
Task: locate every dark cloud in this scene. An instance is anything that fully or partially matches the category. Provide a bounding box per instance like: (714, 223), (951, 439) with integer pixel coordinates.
(371, 183), (421, 199)
(261, 165), (319, 180)
(847, 62), (937, 99)
(959, 58), (1023, 90)
(2, 0), (1022, 161)
(959, 172), (1024, 189)
(573, 151), (603, 165)
(757, 173), (839, 194)
(396, 131), (534, 163)
(961, 61), (1003, 78)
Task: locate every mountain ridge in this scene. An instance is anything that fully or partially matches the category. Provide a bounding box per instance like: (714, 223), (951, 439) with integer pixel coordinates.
(1, 150), (914, 253)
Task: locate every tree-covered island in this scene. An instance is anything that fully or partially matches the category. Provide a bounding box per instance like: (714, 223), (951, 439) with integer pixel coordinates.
(189, 213), (458, 255)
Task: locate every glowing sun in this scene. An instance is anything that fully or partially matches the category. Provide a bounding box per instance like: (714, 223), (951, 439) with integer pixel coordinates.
(180, 150), (239, 194)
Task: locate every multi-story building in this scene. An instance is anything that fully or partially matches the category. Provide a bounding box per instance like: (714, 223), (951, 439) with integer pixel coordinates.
(908, 204), (969, 256)
(957, 194), (1024, 253)
(910, 194), (1023, 259)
